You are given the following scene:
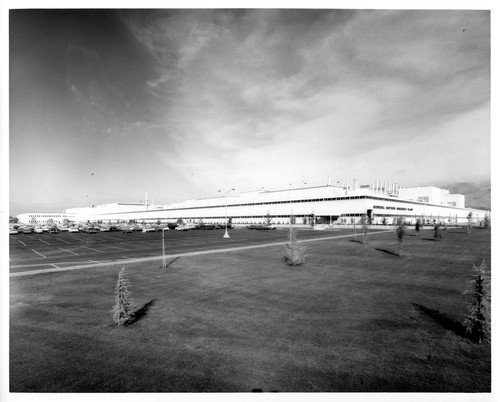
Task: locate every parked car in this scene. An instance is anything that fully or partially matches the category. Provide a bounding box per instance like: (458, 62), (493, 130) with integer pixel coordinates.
(100, 226), (111, 232)
(9, 229), (18, 235)
(142, 226), (156, 232)
(86, 227), (99, 234)
(68, 227), (79, 233)
(254, 224), (276, 230)
(22, 227), (34, 234)
(175, 224), (194, 231)
(49, 227), (59, 234)
(122, 227), (133, 233)
(34, 227), (44, 233)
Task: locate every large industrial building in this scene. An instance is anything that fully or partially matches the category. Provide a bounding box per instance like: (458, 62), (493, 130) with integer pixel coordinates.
(15, 180), (489, 226)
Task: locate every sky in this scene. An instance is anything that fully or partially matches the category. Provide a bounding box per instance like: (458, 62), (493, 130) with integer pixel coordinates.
(7, 8), (491, 215)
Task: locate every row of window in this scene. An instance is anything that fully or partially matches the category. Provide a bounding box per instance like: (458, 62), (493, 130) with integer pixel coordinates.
(104, 195), (449, 216)
(28, 214), (65, 218)
(85, 194), (468, 221)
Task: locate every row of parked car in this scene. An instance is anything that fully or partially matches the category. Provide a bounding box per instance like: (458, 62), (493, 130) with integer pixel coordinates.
(10, 221), (277, 235)
(9, 224), (65, 235)
(8, 223), (170, 235)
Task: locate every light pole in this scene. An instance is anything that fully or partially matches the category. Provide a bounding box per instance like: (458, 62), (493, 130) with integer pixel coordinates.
(218, 188), (235, 239)
(162, 227), (166, 268)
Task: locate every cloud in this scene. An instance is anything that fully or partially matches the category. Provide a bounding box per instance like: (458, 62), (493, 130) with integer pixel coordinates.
(121, 9), (489, 192)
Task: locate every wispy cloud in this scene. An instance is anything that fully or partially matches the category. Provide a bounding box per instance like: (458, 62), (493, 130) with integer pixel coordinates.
(9, 9), (490, 213)
(118, 9), (489, 193)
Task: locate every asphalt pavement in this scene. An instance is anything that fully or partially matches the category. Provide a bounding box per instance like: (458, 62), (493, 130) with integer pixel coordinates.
(9, 227), (352, 276)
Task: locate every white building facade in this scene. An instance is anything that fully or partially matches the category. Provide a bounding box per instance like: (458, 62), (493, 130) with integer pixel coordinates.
(17, 184), (488, 226)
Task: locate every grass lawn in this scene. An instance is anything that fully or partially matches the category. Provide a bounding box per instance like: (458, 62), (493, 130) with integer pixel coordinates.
(10, 227), (491, 392)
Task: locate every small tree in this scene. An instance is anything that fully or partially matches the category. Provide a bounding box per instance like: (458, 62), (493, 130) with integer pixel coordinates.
(415, 219), (422, 237)
(360, 215), (368, 244)
(464, 259), (490, 344)
(265, 212), (272, 226)
(112, 267), (136, 326)
(467, 212), (473, 234)
(284, 228), (306, 266)
(397, 218), (406, 257)
(483, 213), (491, 230)
(433, 222), (442, 241)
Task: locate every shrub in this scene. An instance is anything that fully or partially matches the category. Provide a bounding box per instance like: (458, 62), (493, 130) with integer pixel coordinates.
(284, 228), (306, 266)
(111, 267), (136, 326)
(464, 259), (490, 344)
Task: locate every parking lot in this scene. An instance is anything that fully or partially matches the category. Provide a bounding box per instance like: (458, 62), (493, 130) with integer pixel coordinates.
(9, 227), (345, 275)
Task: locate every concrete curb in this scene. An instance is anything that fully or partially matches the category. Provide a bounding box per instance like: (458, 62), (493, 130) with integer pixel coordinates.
(10, 230), (391, 277)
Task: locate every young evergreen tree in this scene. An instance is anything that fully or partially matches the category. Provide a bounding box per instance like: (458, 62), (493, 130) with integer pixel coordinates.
(284, 228), (306, 266)
(396, 218), (406, 257)
(464, 259), (490, 344)
(483, 213), (491, 230)
(360, 215), (368, 244)
(467, 212), (473, 234)
(433, 223), (442, 241)
(415, 219), (422, 237)
(112, 267), (136, 326)
(265, 212), (273, 226)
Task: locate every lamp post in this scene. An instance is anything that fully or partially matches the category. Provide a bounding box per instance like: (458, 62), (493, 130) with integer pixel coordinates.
(218, 188), (235, 239)
(162, 227), (166, 268)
